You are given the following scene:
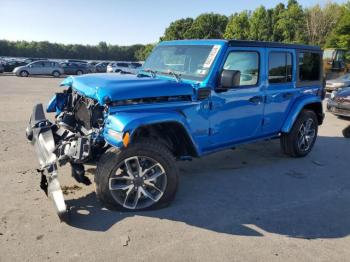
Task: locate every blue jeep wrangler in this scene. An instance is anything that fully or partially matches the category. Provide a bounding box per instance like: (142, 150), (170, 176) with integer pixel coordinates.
(26, 40), (325, 219)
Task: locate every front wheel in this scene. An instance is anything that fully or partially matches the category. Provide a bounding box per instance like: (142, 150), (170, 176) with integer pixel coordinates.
(281, 110), (318, 157)
(20, 70), (29, 77)
(52, 71), (61, 78)
(95, 140), (178, 211)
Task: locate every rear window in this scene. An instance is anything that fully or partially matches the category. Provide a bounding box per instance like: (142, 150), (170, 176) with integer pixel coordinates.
(269, 52), (292, 83)
(298, 52), (321, 82)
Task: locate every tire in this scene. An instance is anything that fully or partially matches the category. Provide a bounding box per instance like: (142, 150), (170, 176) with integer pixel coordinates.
(52, 71), (61, 78)
(20, 70), (29, 77)
(95, 140), (178, 211)
(281, 110), (318, 157)
(76, 70), (83, 75)
(342, 125), (350, 138)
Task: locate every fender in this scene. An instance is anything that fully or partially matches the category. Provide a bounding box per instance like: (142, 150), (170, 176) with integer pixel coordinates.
(281, 95), (322, 133)
(103, 110), (199, 154)
(46, 93), (68, 114)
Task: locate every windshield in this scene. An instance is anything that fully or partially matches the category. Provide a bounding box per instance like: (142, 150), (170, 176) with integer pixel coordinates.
(142, 45), (221, 81)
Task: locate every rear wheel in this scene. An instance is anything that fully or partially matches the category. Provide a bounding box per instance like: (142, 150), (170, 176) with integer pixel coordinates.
(76, 70), (83, 75)
(281, 110), (318, 157)
(95, 140), (178, 211)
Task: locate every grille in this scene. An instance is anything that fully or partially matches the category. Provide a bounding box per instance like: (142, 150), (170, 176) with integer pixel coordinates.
(74, 96), (103, 130)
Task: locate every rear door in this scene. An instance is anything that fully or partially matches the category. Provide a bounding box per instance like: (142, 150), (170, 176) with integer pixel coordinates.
(43, 61), (52, 74)
(262, 49), (299, 135)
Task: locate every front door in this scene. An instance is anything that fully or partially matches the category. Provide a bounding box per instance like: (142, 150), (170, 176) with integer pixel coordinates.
(207, 48), (266, 150)
(29, 61), (44, 75)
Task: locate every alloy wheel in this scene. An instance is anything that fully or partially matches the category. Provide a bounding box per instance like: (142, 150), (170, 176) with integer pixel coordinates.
(297, 118), (316, 152)
(108, 156), (167, 210)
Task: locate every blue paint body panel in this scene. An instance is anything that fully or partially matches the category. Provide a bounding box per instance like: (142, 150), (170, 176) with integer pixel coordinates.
(52, 40), (324, 157)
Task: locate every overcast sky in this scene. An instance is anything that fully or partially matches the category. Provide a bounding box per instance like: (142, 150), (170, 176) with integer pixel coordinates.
(1, 0), (346, 45)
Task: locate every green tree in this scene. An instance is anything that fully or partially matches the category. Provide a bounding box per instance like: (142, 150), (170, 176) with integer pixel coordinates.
(271, 3), (286, 42)
(224, 11), (250, 40)
(135, 44), (156, 61)
(327, 3), (350, 49)
(275, 0), (307, 43)
(249, 6), (271, 41)
(160, 18), (193, 41)
(184, 13), (228, 39)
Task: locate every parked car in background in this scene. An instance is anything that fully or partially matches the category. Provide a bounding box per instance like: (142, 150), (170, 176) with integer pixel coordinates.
(95, 62), (109, 73)
(327, 87), (350, 118)
(327, 87), (350, 137)
(60, 62), (90, 75)
(87, 61), (99, 73)
(3, 60), (27, 72)
(13, 60), (64, 77)
(325, 74), (350, 92)
(107, 61), (143, 74)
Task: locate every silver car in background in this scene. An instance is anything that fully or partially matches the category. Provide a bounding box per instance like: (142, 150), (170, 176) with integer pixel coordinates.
(325, 74), (350, 92)
(13, 60), (64, 77)
(107, 61), (143, 74)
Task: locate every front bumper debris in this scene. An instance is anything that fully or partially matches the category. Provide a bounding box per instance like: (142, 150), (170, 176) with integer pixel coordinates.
(26, 104), (69, 222)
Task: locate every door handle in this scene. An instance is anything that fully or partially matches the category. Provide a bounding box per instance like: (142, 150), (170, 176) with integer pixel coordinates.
(283, 92), (294, 99)
(249, 96), (264, 104)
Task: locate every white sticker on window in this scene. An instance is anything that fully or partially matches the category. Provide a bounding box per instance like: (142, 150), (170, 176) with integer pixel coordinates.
(203, 45), (221, 68)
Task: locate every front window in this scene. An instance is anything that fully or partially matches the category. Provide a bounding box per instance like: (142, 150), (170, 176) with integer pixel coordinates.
(142, 44), (222, 81)
(223, 51), (259, 86)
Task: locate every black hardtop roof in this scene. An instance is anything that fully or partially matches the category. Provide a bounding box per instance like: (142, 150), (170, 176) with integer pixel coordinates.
(228, 40), (321, 51)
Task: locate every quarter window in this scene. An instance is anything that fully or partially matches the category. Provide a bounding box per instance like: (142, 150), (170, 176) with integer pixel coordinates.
(298, 52), (321, 82)
(223, 52), (259, 86)
(269, 52), (292, 83)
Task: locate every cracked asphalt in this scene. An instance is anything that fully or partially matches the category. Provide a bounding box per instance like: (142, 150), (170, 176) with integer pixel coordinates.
(0, 74), (350, 262)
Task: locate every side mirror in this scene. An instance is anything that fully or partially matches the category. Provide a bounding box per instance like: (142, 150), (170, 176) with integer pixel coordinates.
(219, 70), (241, 90)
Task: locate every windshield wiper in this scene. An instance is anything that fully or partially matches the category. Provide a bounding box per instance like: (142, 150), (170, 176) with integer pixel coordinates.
(139, 68), (157, 78)
(159, 70), (182, 82)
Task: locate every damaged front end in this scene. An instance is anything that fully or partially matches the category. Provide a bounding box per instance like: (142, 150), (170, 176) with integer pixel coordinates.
(26, 88), (106, 221)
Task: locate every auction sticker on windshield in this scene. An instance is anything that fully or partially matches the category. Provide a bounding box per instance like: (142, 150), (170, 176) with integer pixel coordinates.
(203, 45), (221, 69)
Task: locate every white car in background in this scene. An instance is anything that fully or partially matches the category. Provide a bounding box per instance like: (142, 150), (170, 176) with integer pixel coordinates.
(107, 61), (143, 74)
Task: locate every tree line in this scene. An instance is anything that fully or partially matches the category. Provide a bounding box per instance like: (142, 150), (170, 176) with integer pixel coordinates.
(1, 0), (349, 61)
(0, 40), (144, 61)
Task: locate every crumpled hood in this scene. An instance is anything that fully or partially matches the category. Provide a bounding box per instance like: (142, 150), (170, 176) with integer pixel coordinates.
(60, 73), (194, 105)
